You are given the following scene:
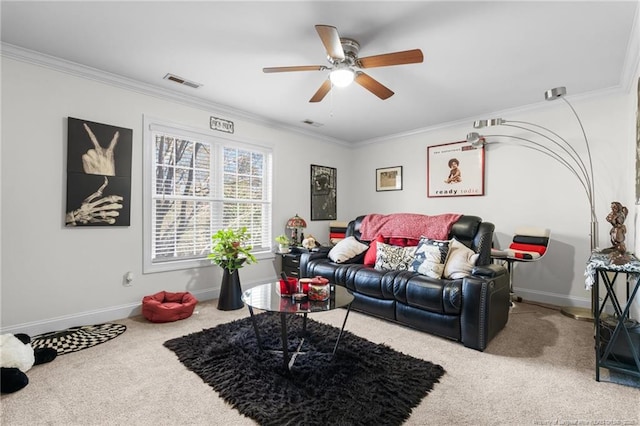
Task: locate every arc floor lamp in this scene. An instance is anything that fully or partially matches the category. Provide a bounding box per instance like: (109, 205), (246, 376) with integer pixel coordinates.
(466, 86), (597, 321)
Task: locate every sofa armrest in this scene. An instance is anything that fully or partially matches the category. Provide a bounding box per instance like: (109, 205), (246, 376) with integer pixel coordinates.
(460, 268), (510, 351)
(471, 264), (507, 279)
(299, 251), (329, 278)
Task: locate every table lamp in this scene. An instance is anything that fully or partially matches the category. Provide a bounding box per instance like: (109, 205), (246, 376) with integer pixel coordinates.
(286, 214), (307, 246)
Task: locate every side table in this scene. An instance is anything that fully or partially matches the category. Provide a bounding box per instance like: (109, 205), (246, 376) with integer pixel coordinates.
(585, 250), (640, 381)
(280, 252), (302, 278)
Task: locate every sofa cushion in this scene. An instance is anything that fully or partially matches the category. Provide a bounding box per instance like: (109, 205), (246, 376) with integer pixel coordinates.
(409, 238), (450, 279)
(444, 238), (480, 279)
(388, 237), (420, 247)
(375, 243), (416, 271)
(364, 235), (385, 266)
(328, 236), (369, 263)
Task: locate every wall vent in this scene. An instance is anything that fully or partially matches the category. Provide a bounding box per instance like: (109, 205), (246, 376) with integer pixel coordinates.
(163, 73), (202, 89)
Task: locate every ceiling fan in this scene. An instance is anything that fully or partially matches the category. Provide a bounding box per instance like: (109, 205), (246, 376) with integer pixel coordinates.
(263, 24), (424, 103)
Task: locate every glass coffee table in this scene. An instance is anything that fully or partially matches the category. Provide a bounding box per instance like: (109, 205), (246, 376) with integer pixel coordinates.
(241, 282), (354, 370)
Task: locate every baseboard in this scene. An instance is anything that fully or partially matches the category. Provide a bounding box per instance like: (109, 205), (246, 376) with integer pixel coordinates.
(0, 280), (272, 337)
(0, 302), (146, 337)
(513, 287), (591, 309)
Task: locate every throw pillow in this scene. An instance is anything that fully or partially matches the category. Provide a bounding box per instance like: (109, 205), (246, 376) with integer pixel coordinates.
(374, 242), (416, 271)
(443, 238), (480, 279)
(364, 235), (385, 266)
(328, 236), (369, 264)
(409, 237), (451, 279)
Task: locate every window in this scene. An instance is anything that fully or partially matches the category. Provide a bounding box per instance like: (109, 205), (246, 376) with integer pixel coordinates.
(143, 117), (272, 273)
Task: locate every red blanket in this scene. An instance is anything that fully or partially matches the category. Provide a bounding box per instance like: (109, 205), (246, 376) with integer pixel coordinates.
(359, 213), (462, 241)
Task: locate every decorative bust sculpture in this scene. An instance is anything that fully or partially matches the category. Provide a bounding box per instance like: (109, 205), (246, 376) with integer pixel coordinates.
(605, 201), (630, 264)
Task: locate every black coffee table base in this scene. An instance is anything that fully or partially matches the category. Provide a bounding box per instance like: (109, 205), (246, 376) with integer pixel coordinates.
(246, 304), (352, 370)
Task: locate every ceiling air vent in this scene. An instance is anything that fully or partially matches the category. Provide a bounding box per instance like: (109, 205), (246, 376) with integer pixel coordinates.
(163, 73), (202, 89)
(302, 119), (323, 127)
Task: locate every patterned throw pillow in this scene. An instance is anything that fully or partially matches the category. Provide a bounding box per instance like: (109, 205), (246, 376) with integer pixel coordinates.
(374, 242), (417, 271)
(409, 238), (451, 279)
(443, 238), (480, 279)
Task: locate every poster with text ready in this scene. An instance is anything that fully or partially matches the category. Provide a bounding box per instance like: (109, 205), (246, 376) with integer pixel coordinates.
(427, 141), (484, 197)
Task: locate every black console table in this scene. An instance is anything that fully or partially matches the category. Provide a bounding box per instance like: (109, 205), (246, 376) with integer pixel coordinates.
(585, 250), (640, 381)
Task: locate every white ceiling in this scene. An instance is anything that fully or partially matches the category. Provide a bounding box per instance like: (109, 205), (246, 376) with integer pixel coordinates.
(1, 1), (638, 144)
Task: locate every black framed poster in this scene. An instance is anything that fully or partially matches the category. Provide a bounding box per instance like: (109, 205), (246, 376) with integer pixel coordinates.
(310, 164), (337, 221)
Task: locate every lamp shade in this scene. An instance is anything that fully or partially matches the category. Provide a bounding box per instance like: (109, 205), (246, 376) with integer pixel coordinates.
(286, 214), (307, 229)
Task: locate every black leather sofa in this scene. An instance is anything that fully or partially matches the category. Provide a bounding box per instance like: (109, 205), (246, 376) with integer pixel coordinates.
(300, 215), (511, 351)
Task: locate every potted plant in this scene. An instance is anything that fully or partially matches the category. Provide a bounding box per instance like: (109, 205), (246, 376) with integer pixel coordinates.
(275, 234), (290, 253)
(208, 227), (257, 310)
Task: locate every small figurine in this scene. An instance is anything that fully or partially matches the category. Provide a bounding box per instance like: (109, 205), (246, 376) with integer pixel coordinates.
(605, 201), (630, 264)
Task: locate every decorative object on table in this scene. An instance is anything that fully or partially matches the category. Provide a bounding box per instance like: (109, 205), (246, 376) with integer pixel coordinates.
(301, 234), (319, 250)
(467, 86), (598, 321)
(286, 214), (307, 245)
(163, 313), (444, 426)
(310, 164), (337, 220)
(376, 166), (403, 191)
(427, 140), (484, 198)
(603, 201), (630, 265)
(65, 117), (132, 227)
(275, 234), (290, 253)
(141, 291), (198, 323)
(307, 276), (330, 301)
(31, 323), (127, 355)
(208, 227), (257, 311)
(279, 275), (299, 296)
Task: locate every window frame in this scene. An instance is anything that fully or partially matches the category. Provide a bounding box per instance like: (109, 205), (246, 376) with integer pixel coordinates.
(143, 115), (273, 274)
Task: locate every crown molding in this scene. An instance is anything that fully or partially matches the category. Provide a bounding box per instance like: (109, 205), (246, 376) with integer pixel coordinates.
(0, 42), (350, 148)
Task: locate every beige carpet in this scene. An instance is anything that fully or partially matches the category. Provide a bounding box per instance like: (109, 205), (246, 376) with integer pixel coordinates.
(1, 300), (638, 425)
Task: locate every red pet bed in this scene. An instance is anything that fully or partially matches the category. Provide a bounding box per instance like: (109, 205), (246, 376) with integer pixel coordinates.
(142, 291), (198, 323)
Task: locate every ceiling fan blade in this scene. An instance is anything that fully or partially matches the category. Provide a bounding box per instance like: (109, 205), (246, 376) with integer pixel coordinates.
(354, 72), (394, 100)
(315, 25), (345, 60)
(263, 65), (326, 73)
(309, 79), (332, 103)
(357, 49), (424, 69)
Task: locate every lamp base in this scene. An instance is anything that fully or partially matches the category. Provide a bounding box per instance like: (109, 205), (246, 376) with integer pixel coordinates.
(560, 306), (594, 322)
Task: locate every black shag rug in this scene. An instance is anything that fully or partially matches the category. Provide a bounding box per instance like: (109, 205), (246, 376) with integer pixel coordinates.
(164, 313), (445, 426)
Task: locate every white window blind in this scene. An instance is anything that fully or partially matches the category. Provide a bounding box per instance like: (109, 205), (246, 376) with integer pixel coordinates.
(144, 118), (272, 272)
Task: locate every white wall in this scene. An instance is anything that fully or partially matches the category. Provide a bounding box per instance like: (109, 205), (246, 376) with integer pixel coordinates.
(0, 57), (352, 334)
(2, 50), (638, 335)
(349, 89), (636, 311)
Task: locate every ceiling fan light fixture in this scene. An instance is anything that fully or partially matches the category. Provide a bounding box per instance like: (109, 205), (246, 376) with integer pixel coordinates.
(329, 68), (355, 87)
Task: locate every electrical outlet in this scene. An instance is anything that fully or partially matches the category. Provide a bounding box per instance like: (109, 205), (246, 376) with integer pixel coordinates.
(123, 271), (133, 287)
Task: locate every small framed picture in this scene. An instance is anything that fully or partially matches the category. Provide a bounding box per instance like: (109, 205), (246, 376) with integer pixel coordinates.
(427, 140), (484, 197)
(376, 166), (403, 192)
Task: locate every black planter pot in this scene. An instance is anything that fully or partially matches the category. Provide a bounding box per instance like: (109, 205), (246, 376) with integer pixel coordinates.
(217, 268), (244, 311)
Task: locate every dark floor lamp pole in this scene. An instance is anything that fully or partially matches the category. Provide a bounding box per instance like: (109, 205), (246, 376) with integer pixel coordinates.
(467, 86), (597, 321)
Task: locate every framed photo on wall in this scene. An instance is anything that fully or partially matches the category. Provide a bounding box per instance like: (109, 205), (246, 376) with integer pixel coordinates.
(65, 117), (133, 226)
(427, 140), (484, 197)
(376, 166), (403, 191)
(310, 164), (337, 221)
